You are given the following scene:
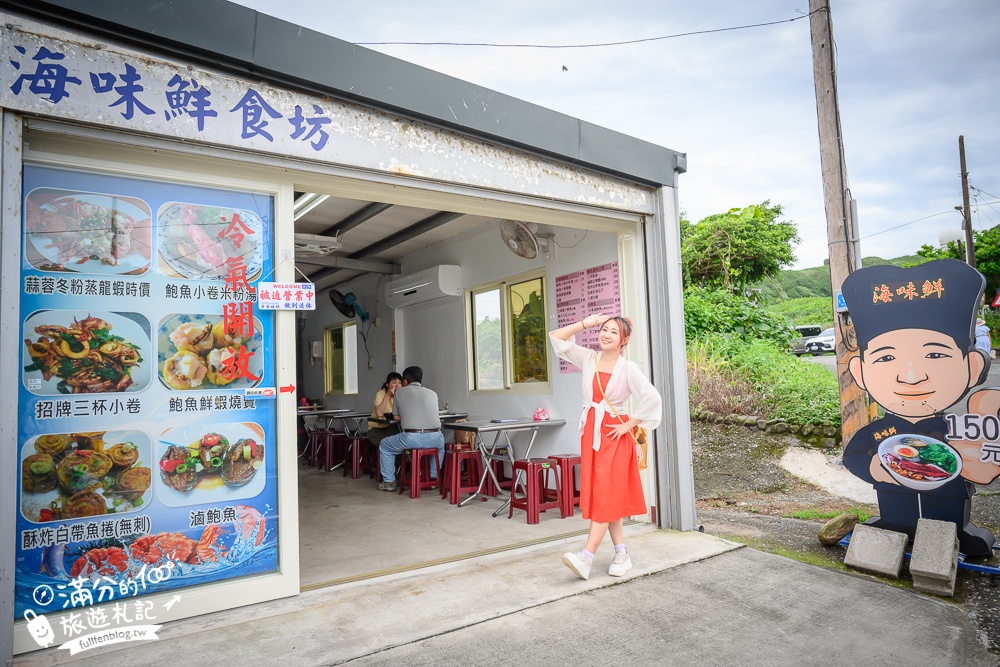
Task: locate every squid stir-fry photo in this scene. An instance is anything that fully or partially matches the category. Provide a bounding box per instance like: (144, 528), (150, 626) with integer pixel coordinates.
(23, 315), (143, 393)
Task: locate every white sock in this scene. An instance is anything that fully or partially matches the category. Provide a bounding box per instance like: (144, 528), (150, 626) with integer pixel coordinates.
(613, 543), (627, 554)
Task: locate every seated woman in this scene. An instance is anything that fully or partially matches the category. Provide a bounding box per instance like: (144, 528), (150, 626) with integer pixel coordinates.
(367, 372), (403, 447)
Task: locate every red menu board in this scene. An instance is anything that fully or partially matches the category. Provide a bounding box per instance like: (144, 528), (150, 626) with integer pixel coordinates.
(555, 262), (621, 372)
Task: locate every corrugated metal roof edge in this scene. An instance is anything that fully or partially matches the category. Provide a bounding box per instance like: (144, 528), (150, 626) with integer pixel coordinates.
(3, 0), (686, 188)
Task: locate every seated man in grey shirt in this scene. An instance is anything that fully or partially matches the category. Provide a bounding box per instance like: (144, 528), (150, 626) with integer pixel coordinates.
(378, 365), (445, 492)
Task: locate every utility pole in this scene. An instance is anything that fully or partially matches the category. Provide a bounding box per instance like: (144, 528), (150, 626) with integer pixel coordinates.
(809, 0), (867, 443)
(959, 135), (976, 267)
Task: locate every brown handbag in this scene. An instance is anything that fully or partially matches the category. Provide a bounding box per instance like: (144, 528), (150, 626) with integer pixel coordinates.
(594, 362), (649, 470)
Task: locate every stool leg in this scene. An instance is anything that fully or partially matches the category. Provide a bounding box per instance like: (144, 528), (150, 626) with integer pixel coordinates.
(410, 455), (419, 498)
(441, 452), (451, 500)
(352, 438), (363, 478)
(559, 462), (572, 518)
(528, 466), (542, 524)
(323, 434), (334, 471)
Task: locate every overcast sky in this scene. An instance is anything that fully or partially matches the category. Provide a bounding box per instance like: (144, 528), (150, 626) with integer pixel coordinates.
(231, 0), (999, 270)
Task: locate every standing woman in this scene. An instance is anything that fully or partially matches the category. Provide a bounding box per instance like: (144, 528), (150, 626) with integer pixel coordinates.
(549, 313), (662, 579)
(367, 372), (403, 448)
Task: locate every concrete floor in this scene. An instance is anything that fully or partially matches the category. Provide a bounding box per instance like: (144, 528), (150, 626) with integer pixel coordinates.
(297, 459), (593, 589)
(15, 458), (665, 665)
(17, 526), (740, 666)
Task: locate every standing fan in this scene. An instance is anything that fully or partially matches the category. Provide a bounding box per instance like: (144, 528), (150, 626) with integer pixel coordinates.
(329, 289), (369, 322)
(499, 219), (555, 260)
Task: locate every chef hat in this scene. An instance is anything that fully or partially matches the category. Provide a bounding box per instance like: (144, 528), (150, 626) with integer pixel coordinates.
(841, 259), (984, 353)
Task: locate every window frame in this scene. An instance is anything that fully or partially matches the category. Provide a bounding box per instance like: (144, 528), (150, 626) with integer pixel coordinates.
(323, 320), (358, 395)
(466, 269), (551, 395)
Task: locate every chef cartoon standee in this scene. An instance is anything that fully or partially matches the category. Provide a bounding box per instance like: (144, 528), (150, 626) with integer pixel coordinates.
(841, 258), (1000, 556)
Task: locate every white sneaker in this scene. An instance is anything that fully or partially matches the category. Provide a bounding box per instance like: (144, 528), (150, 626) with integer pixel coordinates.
(608, 550), (632, 577)
(562, 551), (592, 580)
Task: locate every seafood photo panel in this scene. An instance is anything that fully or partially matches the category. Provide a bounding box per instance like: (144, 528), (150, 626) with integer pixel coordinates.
(157, 201), (264, 281)
(156, 422), (267, 507)
(24, 187), (153, 275)
(158, 313), (265, 390)
(22, 310), (152, 396)
(17, 163), (278, 617)
(20, 430), (152, 523)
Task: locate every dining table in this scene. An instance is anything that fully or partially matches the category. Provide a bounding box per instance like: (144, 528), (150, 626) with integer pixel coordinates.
(317, 411), (470, 474)
(448, 418), (566, 516)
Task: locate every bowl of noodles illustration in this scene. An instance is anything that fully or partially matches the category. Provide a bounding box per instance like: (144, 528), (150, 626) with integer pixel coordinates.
(877, 434), (963, 491)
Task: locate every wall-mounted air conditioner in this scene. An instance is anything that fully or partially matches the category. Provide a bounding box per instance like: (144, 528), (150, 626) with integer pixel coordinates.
(385, 265), (462, 309)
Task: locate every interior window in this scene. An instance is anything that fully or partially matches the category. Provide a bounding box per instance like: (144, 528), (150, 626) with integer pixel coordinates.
(472, 288), (504, 390)
(469, 272), (549, 392)
(324, 321), (358, 395)
(509, 276), (548, 384)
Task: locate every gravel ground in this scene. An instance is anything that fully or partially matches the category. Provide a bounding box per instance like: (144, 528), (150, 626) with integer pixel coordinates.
(692, 420), (1000, 657)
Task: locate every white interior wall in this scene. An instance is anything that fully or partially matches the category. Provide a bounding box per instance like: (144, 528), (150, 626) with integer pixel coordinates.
(395, 221), (619, 456)
(300, 272), (397, 408)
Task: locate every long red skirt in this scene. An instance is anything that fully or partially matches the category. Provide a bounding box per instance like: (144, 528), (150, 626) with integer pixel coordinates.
(580, 374), (646, 522)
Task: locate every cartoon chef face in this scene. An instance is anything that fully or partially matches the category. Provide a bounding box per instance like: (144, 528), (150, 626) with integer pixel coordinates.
(849, 327), (986, 420)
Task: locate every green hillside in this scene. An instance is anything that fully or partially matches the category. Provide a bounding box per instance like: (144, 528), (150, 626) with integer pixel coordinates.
(758, 255), (924, 326)
(758, 255), (922, 301)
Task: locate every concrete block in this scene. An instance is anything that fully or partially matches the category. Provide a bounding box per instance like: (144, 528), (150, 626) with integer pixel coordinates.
(910, 519), (959, 581)
(913, 571), (957, 597)
(844, 524), (908, 578)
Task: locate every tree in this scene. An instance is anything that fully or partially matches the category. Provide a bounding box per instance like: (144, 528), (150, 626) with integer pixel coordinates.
(914, 225), (1000, 295)
(681, 202), (799, 292)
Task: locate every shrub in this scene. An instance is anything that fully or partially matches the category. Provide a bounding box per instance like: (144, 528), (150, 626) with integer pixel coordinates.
(683, 286), (795, 348)
(688, 334), (841, 427)
(985, 309), (1000, 347)
(687, 340), (768, 416)
(764, 296), (833, 330)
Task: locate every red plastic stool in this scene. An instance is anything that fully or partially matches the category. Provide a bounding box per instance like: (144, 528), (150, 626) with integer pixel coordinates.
(443, 448), (486, 504)
(314, 430), (346, 471)
(306, 428), (332, 466)
(441, 442), (478, 498)
(508, 458), (561, 524)
(398, 448), (441, 498)
(547, 454), (582, 518)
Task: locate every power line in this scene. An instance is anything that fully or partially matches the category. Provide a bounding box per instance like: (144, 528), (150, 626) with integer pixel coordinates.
(858, 210), (954, 240)
(795, 210), (955, 260)
(356, 12), (815, 49)
(972, 186), (1000, 201)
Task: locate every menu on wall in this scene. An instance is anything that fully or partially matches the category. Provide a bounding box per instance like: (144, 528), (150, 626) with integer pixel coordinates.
(14, 164), (278, 618)
(555, 262), (621, 372)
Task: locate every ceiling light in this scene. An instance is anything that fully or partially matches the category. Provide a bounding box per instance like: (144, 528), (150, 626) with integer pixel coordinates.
(293, 193), (330, 220)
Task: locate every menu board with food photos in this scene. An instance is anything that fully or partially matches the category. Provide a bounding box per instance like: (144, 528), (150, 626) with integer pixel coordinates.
(555, 262), (621, 372)
(14, 164), (278, 617)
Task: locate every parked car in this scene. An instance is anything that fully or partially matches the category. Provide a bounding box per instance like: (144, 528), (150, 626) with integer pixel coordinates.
(791, 325), (824, 356)
(805, 328), (836, 355)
